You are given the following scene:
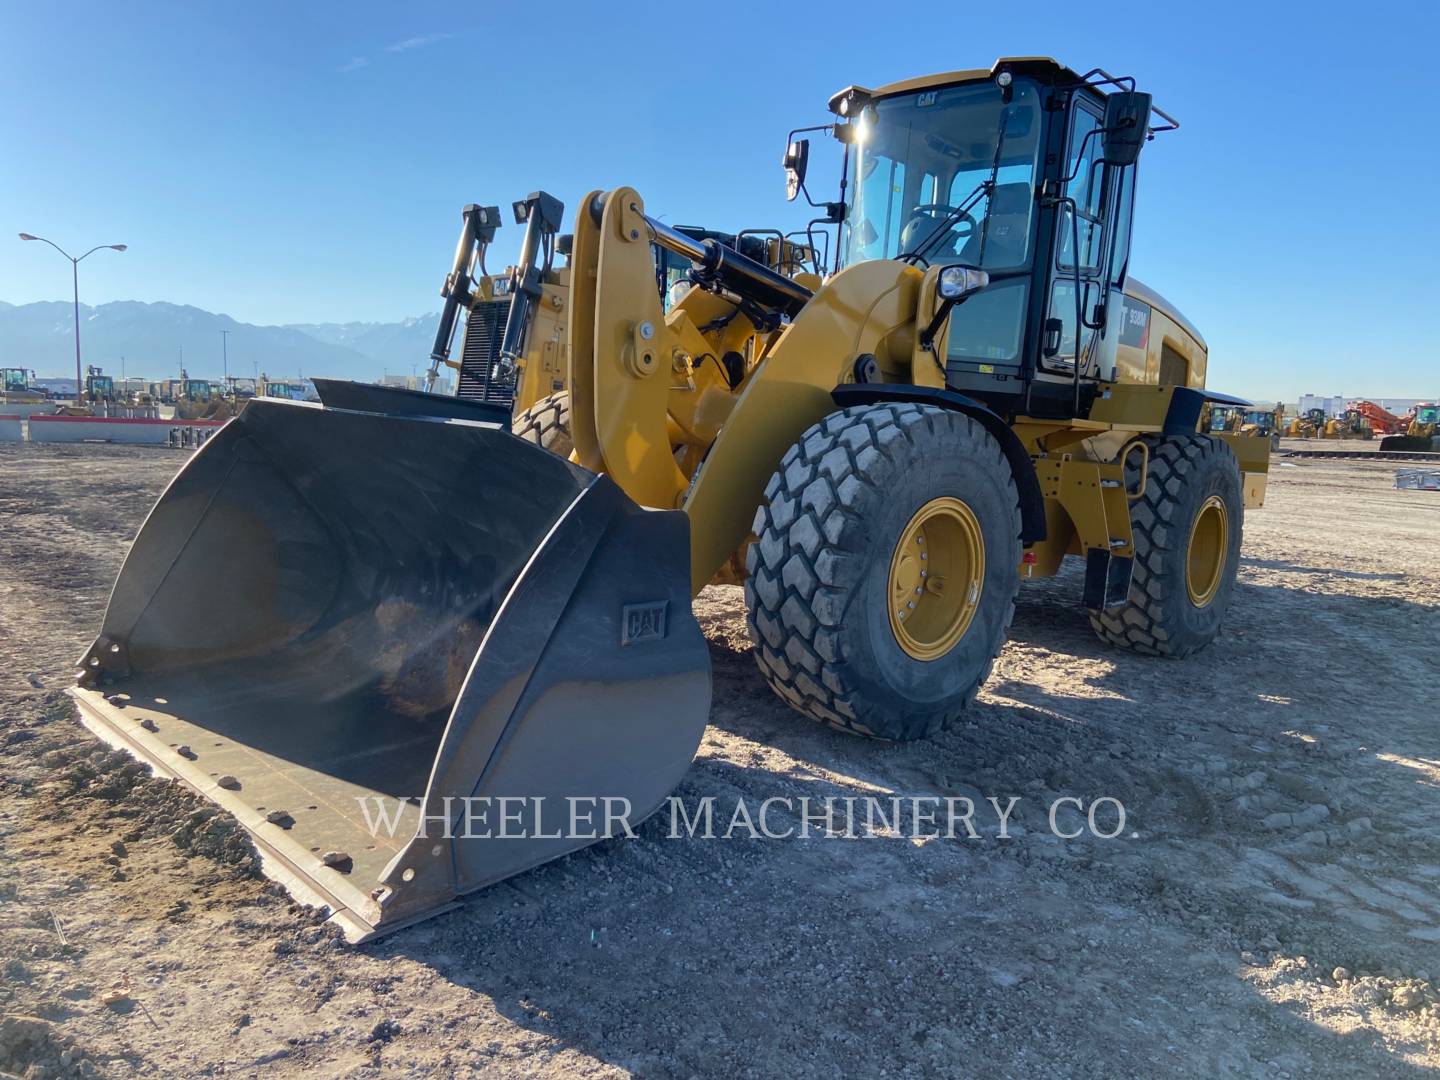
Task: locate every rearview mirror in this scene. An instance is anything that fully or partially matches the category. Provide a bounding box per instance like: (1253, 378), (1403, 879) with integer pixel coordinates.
(783, 138), (810, 202)
(1101, 91), (1153, 167)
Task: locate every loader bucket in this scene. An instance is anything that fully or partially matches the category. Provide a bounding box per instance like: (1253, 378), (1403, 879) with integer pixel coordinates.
(69, 397), (710, 941)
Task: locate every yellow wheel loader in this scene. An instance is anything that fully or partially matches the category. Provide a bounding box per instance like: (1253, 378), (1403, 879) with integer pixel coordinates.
(70, 58), (1267, 940)
(2, 367), (47, 405)
(1209, 405), (1280, 451)
(1380, 402), (1440, 452)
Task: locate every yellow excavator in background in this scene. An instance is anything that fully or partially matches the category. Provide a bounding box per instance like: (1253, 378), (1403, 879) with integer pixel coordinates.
(71, 58), (1267, 941)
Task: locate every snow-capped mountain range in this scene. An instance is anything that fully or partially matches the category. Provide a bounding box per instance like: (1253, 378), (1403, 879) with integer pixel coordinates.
(0, 300), (440, 382)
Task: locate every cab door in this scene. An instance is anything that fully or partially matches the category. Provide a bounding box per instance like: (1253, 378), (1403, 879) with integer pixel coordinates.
(1042, 96), (1138, 385)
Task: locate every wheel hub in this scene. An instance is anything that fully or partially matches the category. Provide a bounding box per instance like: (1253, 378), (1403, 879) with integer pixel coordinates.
(887, 496), (985, 661)
(1185, 494), (1229, 607)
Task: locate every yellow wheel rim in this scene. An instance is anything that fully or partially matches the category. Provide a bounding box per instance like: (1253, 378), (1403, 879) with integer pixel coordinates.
(887, 496), (985, 661)
(1185, 494), (1229, 608)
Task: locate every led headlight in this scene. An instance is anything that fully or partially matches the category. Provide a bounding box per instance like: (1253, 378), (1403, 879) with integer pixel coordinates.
(937, 265), (989, 300)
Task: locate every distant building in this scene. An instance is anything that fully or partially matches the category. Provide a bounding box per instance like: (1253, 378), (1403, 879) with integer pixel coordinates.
(1298, 393), (1346, 417)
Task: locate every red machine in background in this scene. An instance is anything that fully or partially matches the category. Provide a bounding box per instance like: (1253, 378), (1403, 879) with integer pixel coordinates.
(1349, 400), (1406, 436)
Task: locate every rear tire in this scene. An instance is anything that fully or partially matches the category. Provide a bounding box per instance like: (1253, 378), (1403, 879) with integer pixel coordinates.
(1088, 435), (1243, 657)
(745, 403), (1021, 741)
(512, 392), (572, 458)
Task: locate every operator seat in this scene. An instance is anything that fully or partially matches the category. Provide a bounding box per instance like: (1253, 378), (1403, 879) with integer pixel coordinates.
(959, 182), (1032, 268)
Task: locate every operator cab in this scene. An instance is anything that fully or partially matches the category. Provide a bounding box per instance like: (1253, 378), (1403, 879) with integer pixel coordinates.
(818, 58), (1173, 419)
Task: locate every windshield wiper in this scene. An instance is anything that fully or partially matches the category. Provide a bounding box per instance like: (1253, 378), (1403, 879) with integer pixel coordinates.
(898, 179), (991, 266)
(901, 102), (1015, 267)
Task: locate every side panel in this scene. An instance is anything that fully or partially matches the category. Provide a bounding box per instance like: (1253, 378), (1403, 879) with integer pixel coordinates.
(512, 275), (570, 415)
(1114, 297), (1208, 388)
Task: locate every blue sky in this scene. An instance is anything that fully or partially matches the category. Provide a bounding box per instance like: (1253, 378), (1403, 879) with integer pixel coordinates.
(2, 1), (1435, 398)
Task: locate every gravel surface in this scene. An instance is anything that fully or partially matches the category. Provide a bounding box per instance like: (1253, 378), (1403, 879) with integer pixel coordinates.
(1, 440), (1437, 1078)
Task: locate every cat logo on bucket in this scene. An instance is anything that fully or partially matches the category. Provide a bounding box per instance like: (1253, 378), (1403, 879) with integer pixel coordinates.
(621, 601), (668, 645)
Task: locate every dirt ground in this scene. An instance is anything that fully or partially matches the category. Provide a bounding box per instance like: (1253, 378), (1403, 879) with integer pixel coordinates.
(1, 439), (1437, 1078)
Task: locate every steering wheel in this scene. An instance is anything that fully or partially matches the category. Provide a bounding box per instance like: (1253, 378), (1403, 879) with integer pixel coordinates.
(898, 204), (977, 262)
(908, 204), (977, 237)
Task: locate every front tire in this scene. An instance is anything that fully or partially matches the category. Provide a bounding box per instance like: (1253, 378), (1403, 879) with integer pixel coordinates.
(512, 392), (572, 458)
(1089, 435), (1243, 657)
(745, 403), (1021, 741)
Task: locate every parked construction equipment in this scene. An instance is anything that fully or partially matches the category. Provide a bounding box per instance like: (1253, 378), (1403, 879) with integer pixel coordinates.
(420, 199), (818, 419)
(1319, 407), (1373, 440)
(1350, 400), (1406, 437)
(1287, 408), (1326, 439)
(84, 365), (117, 403)
(1210, 404), (1281, 450)
(71, 58), (1267, 940)
(1381, 402), (1440, 452)
(1, 368), (46, 405)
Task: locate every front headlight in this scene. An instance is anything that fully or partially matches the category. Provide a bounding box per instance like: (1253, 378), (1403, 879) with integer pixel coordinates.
(937, 265), (989, 300)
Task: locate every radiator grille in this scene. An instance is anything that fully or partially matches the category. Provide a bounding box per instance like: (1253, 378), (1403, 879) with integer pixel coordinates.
(456, 300), (513, 407)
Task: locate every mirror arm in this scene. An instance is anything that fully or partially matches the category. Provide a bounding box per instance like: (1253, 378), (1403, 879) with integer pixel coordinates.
(919, 297), (957, 353)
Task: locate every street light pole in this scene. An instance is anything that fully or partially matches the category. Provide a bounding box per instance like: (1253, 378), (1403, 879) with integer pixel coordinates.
(18, 234), (127, 404)
(220, 329), (231, 386)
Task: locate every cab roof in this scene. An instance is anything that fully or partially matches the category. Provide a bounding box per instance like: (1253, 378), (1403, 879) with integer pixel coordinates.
(867, 58), (1087, 101)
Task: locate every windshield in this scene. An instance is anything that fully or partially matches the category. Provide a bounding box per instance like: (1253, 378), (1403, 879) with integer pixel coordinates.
(656, 246), (693, 311)
(840, 80), (1043, 270)
(3, 370), (27, 392)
